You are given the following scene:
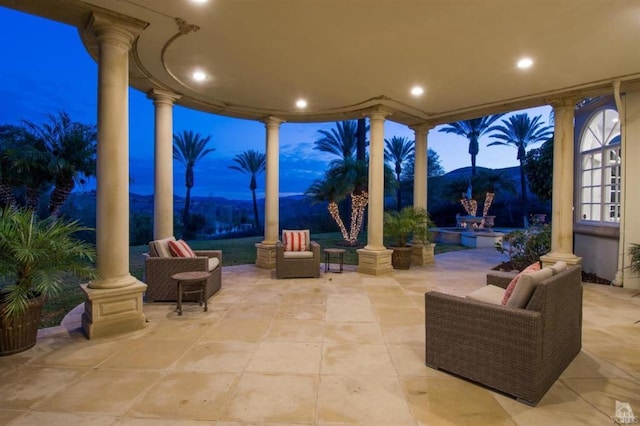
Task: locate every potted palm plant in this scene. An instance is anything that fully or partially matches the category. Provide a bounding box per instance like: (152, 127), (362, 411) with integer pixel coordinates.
(0, 207), (96, 356)
(384, 207), (432, 269)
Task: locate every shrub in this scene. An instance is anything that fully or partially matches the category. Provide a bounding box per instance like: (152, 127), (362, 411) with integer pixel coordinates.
(495, 224), (551, 271)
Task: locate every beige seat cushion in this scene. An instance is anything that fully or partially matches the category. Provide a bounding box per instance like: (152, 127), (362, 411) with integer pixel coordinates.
(208, 257), (220, 272)
(149, 236), (176, 257)
(507, 267), (553, 308)
(283, 250), (314, 259)
(466, 285), (505, 305)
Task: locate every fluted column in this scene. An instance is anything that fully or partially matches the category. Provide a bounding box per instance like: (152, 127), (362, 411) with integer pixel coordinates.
(81, 14), (147, 339)
(148, 89), (180, 240)
(541, 97), (582, 266)
(411, 124), (435, 265)
(255, 116), (284, 268)
(357, 109), (393, 275)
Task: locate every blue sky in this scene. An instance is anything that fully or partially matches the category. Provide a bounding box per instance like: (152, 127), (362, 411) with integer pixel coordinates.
(0, 7), (551, 200)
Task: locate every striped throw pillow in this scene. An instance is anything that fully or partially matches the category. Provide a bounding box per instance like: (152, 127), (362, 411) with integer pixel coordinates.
(168, 239), (196, 257)
(283, 230), (307, 252)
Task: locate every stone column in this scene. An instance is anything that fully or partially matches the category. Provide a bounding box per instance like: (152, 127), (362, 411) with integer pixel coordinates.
(255, 117), (284, 269)
(541, 97), (582, 266)
(81, 14), (147, 339)
(357, 109), (393, 275)
(148, 89), (180, 240)
(411, 123), (435, 265)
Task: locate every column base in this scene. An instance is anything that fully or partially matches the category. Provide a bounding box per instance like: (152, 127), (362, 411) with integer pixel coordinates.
(255, 243), (276, 269)
(357, 248), (393, 275)
(540, 252), (583, 268)
(412, 242), (435, 266)
(81, 279), (147, 339)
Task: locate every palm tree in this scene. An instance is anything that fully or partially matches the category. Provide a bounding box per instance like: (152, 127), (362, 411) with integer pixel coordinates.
(384, 136), (415, 211)
(173, 130), (215, 238)
(313, 121), (369, 244)
(0, 125), (22, 207)
(438, 114), (505, 176)
(229, 149), (266, 232)
(23, 112), (97, 217)
(487, 113), (553, 225)
(314, 120), (358, 160)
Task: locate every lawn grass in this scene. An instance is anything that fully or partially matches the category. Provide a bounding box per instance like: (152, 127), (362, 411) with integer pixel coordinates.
(40, 232), (468, 328)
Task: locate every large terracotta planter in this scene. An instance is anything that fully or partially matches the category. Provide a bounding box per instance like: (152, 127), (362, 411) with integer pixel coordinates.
(391, 246), (413, 270)
(0, 294), (45, 356)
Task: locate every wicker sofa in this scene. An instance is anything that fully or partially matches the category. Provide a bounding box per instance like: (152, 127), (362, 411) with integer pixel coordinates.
(144, 237), (222, 302)
(425, 264), (582, 406)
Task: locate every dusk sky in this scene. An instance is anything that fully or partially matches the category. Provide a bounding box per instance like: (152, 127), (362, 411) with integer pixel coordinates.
(0, 7), (552, 201)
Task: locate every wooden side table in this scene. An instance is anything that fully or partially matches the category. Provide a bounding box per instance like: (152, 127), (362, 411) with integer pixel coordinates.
(323, 248), (346, 273)
(172, 271), (211, 315)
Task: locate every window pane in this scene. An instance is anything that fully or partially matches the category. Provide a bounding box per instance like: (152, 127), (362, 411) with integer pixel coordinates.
(603, 109), (620, 144)
(592, 168), (601, 186)
(582, 170), (592, 186)
(582, 187), (592, 203)
(581, 130), (600, 151)
(592, 152), (602, 168)
(581, 204), (591, 221)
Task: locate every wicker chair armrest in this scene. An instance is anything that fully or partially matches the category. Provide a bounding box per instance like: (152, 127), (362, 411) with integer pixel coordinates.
(194, 250), (222, 262)
(310, 241), (320, 256)
(486, 270), (518, 289)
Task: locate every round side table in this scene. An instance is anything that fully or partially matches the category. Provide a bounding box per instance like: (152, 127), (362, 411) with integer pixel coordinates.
(171, 271), (211, 315)
(323, 248), (346, 273)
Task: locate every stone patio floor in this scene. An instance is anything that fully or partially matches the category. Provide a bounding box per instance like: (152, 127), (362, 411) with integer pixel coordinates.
(0, 247), (638, 425)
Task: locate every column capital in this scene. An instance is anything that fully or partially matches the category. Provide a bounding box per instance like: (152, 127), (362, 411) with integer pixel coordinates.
(88, 13), (146, 50)
(546, 96), (580, 109)
(263, 116), (285, 128)
(409, 122), (435, 134)
(366, 106), (393, 122)
(147, 89), (181, 105)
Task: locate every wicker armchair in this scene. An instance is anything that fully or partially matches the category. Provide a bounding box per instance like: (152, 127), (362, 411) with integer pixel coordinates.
(144, 237), (222, 302)
(275, 230), (320, 279)
(425, 265), (582, 406)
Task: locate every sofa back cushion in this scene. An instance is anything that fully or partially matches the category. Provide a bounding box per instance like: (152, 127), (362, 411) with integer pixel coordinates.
(506, 267), (553, 308)
(282, 229), (309, 252)
(149, 236), (177, 257)
(502, 262), (541, 305)
(549, 260), (568, 275)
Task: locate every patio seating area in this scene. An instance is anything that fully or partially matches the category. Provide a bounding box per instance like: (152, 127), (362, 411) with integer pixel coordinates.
(0, 248), (638, 425)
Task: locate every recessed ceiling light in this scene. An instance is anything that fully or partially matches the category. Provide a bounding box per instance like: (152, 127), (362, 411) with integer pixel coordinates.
(192, 70), (207, 81)
(410, 86), (424, 96)
(517, 57), (533, 69)
(191, 0), (208, 4)
(296, 99), (307, 109)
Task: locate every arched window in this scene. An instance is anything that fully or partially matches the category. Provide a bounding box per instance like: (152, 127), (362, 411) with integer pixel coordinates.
(579, 108), (621, 223)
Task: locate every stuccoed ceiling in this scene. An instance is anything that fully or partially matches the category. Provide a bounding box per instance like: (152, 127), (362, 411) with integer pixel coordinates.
(3, 0), (640, 125)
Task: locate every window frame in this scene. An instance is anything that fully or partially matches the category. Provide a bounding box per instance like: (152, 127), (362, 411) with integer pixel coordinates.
(577, 108), (621, 226)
